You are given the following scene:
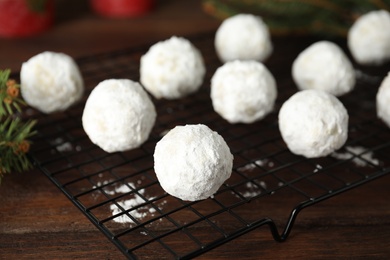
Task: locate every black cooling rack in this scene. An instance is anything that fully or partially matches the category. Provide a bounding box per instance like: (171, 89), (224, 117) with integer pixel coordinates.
(27, 33), (390, 259)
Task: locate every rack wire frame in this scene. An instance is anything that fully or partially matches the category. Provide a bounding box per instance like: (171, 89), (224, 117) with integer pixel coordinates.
(27, 33), (390, 259)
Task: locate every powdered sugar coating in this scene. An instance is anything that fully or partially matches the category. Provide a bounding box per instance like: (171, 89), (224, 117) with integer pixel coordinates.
(82, 79), (156, 153)
(154, 124), (233, 201)
(279, 89), (349, 158)
(377, 72), (390, 127)
(20, 51), (84, 113)
(292, 41), (355, 96)
(140, 36), (206, 99)
(211, 60), (277, 123)
(348, 10), (390, 65)
(215, 14), (272, 63)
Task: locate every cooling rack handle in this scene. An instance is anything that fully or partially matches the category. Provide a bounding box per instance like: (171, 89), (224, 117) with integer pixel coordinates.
(277, 201), (308, 242)
(182, 215), (299, 259)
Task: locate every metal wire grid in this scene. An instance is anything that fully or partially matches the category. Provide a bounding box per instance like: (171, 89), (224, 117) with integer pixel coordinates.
(27, 34), (390, 259)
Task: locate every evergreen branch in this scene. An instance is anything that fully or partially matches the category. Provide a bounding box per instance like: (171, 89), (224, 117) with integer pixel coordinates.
(0, 69), (37, 184)
(0, 69), (25, 118)
(26, 0), (50, 13)
(202, 0), (390, 37)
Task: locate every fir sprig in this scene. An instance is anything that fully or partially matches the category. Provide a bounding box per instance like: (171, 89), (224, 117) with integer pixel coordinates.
(202, 0), (390, 37)
(0, 69), (37, 184)
(0, 69), (26, 117)
(26, 0), (50, 13)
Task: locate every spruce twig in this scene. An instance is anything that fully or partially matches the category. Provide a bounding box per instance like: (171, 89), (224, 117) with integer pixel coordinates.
(202, 0), (390, 37)
(0, 69), (37, 184)
(26, 0), (50, 13)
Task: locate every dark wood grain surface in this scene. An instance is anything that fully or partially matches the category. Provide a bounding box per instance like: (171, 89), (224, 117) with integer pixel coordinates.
(0, 1), (389, 259)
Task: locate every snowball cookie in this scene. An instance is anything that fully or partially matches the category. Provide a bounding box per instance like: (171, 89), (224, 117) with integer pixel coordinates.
(211, 60), (277, 124)
(82, 79), (156, 153)
(278, 89), (349, 158)
(154, 124), (233, 201)
(20, 51), (84, 114)
(377, 72), (390, 127)
(140, 36), (206, 99)
(215, 13), (273, 63)
(348, 10), (390, 65)
(292, 41), (355, 97)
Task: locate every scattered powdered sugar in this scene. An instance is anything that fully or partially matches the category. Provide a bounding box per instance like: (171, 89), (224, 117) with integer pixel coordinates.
(93, 180), (164, 224)
(93, 179), (116, 195)
(56, 142), (73, 152)
(114, 184), (132, 194)
(50, 137), (64, 146)
(50, 137), (81, 152)
(331, 146), (380, 167)
(313, 164), (323, 173)
(109, 188), (155, 224)
(240, 181), (267, 198)
(237, 159), (273, 172)
(235, 159), (273, 197)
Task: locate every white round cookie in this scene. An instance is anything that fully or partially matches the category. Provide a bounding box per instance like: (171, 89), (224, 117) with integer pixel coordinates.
(215, 14), (273, 63)
(278, 89), (349, 158)
(82, 79), (156, 153)
(20, 51), (84, 113)
(154, 124), (233, 201)
(211, 60), (277, 124)
(348, 10), (390, 65)
(377, 72), (390, 127)
(140, 36), (206, 99)
(292, 41), (355, 96)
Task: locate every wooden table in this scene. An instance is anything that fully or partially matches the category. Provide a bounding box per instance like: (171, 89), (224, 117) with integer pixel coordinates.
(1, 1), (389, 259)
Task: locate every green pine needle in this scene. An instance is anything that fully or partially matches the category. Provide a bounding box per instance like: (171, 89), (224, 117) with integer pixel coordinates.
(0, 69), (37, 183)
(202, 0), (390, 37)
(0, 69), (26, 118)
(25, 0), (50, 13)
